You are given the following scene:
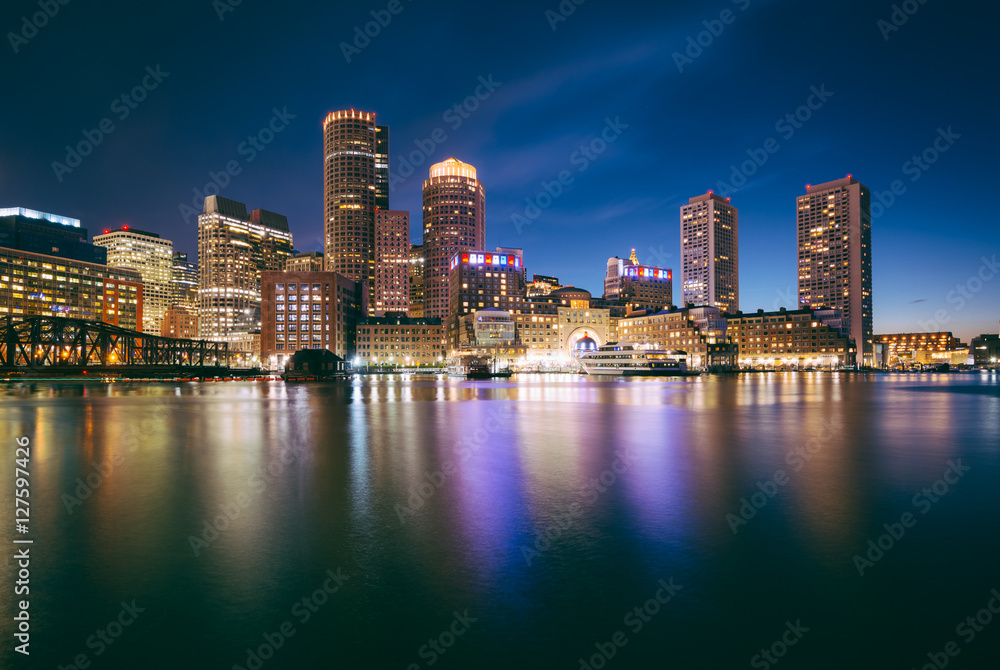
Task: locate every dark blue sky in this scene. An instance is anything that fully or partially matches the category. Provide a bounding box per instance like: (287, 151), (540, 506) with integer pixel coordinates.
(2, 0), (996, 341)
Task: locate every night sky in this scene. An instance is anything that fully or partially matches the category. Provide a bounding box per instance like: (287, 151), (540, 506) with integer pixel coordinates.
(2, 0), (996, 341)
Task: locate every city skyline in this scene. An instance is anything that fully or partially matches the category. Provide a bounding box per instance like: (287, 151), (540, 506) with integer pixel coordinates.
(1, 0), (996, 343)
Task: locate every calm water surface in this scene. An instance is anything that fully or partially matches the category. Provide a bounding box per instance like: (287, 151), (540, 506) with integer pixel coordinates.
(1, 373), (999, 669)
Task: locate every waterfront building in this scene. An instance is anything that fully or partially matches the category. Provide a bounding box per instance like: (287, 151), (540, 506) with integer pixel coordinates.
(171, 251), (199, 309)
(970, 333), (1000, 367)
(323, 109), (378, 285)
(423, 158), (485, 319)
(875, 332), (966, 367)
(260, 270), (367, 370)
(93, 226), (173, 334)
(373, 209), (410, 315)
(197, 196), (293, 349)
(726, 307), (854, 368)
(0, 246), (142, 329)
(160, 304), (198, 339)
(408, 244), (425, 318)
(618, 305), (734, 369)
(603, 249), (673, 313)
(0, 207), (107, 265)
(446, 248), (524, 350)
(357, 315), (445, 366)
(526, 274), (561, 297)
(797, 176), (873, 366)
(472, 307), (515, 346)
(680, 192), (739, 312)
(285, 251), (325, 273)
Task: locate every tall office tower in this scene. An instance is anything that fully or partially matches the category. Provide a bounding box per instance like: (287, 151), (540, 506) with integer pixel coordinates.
(0, 207), (106, 264)
(375, 125), (390, 210)
(323, 109), (377, 285)
(197, 195), (293, 342)
(171, 251), (199, 309)
(409, 244), (425, 318)
(93, 226), (173, 334)
(680, 192), (739, 312)
(422, 157), (485, 319)
(797, 176), (873, 366)
(373, 210), (410, 315)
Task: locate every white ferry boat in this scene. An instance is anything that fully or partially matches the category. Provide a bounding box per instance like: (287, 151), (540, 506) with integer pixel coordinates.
(578, 343), (695, 376)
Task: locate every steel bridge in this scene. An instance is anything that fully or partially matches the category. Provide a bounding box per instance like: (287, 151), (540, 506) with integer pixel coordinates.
(0, 315), (231, 371)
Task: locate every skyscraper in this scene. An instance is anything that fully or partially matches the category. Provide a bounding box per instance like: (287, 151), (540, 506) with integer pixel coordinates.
(93, 226), (173, 334)
(323, 109), (377, 285)
(422, 158), (485, 319)
(375, 125), (390, 210)
(373, 209), (410, 315)
(680, 192), (739, 312)
(409, 244), (425, 318)
(796, 176), (873, 366)
(171, 251), (199, 309)
(197, 195), (293, 345)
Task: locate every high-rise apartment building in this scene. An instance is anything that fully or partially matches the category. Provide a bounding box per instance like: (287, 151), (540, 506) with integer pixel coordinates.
(409, 244), (425, 318)
(373, 209), (409, 315)
(171, 251), (199, 309)
(797, 176), (873, 366)
(423, 158), (485, 319)
(323, 109), (378, 285)
(197, 195), (293, 344)
(680, 192), (739, 312)
(93, 226), (173, 334)
(375, 125), (390, 210)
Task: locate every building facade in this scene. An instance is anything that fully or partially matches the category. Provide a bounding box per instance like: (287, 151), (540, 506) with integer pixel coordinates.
(727, 307), (854, 368)
(285, 251), (325, 273)
(409, 244), (425, 318)
(323, 109), (378, 285)
(618, 306), (734, 369)
(604, 250), (673, 313)
(357, 315), (445, 366)
(0, 247), (143, 329)
(197, 196), (293, 347)
(0, 207), (107, 265)
(970, 333), (1000, 367)
(680, 192), (739, 312)
(93, 226), (173, 334)
(373, 209), (410, 315)
(160, 304), (198, 339)
(875, 332), (966, 366)
(171, 251), (199, 309)
(423, 158), (485, 319)
(797, 176), (873, 366)
(260, 270), (367, 370)
(375, 125), (390, 210)
(527, 274), (561, 297)
(447, 248), (524, 350)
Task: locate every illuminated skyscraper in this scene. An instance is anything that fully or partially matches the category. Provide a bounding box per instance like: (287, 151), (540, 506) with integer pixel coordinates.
(422, 158), (485, 319)
(93, 226), (173, 334)
(409, 244), (425, 318)
(171, 251), (199, 309)
(680, 192), (739, 312)
(323, 109), (378, 285)
(197, 196), (293, 346)
(373, 209), (410, 315)
(375, 125), (390, 210)
(796, 176), (873, 366)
